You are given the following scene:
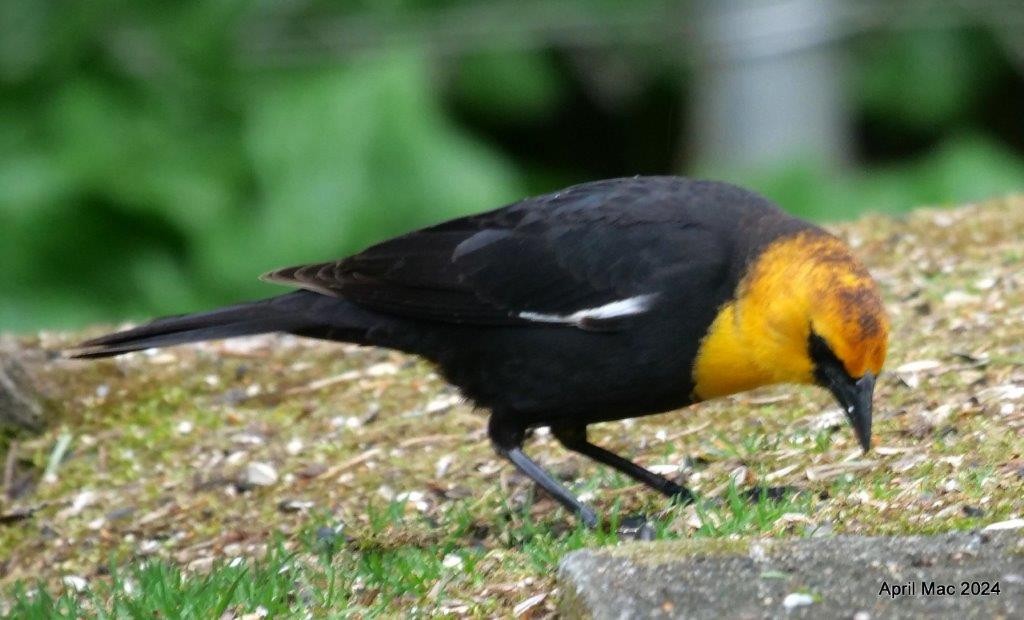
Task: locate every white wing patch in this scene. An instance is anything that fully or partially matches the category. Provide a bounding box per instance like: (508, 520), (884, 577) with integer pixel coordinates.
(518, 293), (659, 326)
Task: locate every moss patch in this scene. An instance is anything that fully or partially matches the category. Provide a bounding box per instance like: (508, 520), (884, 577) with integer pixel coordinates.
(601, 537), (753, 562)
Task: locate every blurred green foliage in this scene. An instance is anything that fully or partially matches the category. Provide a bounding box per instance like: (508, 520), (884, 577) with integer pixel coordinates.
(856, 30), (1005, 130)
(720, 134), (1024, 222)
(0, 1), (1022, 330)
(0, 3), (523, 330)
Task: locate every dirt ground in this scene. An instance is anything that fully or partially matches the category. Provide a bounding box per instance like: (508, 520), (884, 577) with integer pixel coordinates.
(1, 195), (1023, 615)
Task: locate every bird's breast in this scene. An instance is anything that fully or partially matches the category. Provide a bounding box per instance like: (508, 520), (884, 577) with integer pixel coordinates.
(691, 302), (791, 400)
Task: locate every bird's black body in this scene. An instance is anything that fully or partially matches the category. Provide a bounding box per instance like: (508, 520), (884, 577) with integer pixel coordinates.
(284, 177), (813, 425)
(73, 177), (832, 526)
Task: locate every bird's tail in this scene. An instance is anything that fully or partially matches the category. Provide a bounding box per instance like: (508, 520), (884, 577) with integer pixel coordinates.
(65, 291), (324, 359)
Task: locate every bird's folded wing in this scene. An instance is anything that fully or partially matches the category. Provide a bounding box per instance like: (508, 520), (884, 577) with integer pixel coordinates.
(263, 204), (724, 330)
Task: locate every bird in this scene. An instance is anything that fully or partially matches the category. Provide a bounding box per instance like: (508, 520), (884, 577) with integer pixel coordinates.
(69, 176), (889, 527)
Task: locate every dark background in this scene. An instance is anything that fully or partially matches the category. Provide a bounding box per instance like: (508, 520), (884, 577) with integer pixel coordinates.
(2, 0), (1022, 330)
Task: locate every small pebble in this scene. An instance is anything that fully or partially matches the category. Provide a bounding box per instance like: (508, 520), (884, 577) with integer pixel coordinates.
(297, 463), (327, 479)
(396, 490), (429, 512)
(315, 524), (345, 554)
(231, 432), (264, 446)
(782, 592), (815, 609)
(424, 394), (461, 414)
(40, 525), (59, 540)
(962, 505), (985, 518)
(106, 507), (135, 521)
(278, 499), (315, 513)
(239, 606), (269, 620)
(512, 593), (547, 617)
(943, 290), (980, 306)
(221, 388), (248, 406)
(442, 553), (464, 570)
(62, 575), (88, 593)
(365, 362), (398, 377)
(316, 526), (338, 544)
(974, 277), (996, 290)
(240, 462), (278, 487)
(187, 557), (214, 572)
(58, 490), (97, 518)
(435, 454), (455, 478)
(617, 516), (657, 541)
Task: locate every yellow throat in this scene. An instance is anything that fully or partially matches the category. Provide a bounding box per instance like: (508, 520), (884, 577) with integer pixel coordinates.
(692, 231), (888, 401)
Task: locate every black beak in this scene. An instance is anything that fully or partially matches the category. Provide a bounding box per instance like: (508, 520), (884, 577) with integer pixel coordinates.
(827, 371), (876, 453)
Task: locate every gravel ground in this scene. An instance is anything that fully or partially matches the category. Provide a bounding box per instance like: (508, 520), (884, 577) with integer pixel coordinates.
(1, 195), (1023, 616)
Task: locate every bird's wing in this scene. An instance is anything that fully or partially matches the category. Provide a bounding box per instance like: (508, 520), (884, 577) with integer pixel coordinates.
(263, 178), (729, 330)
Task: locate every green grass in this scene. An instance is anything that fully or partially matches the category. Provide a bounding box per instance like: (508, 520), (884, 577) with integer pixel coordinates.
(8, 546), (307, 618)
(2, 486), (810, 618)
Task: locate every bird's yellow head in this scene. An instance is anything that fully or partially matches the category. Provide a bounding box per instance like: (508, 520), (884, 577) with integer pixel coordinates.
(692, 230), (889, 451)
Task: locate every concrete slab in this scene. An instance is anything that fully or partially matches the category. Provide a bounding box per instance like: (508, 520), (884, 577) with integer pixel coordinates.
(558, 531), (1024, 619)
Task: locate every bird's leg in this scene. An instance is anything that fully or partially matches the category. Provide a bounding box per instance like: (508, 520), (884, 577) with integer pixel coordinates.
(552, 424), (694, 504)
(488, 417), (599, 528)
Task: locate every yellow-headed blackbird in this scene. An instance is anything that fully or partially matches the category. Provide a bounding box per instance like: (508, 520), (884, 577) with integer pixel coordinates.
(70, 176), (889, 526)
